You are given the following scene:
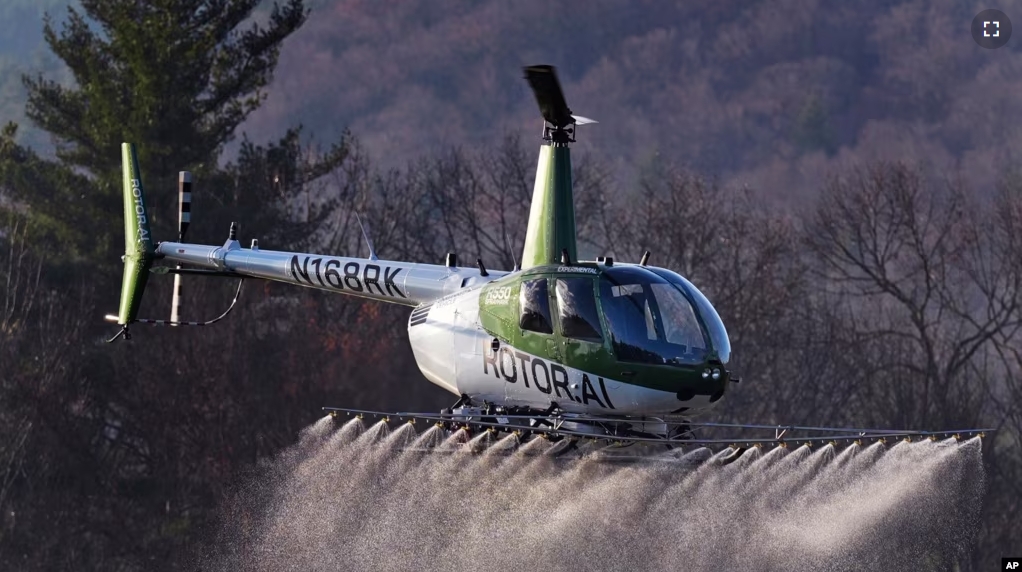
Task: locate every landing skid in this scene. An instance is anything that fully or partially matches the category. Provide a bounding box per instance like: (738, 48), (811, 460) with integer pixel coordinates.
(321, 406), (991, 450)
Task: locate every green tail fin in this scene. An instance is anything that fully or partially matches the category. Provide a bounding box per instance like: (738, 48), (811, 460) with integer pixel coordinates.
(114, 142), (155, 325)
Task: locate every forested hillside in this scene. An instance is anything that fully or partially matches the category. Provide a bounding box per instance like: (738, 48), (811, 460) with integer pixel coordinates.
(0, 1), (1019, 571)
(242, 0), (1022, 202)
(249, 0), (1022, 203)
(7, 0), (1022, 202)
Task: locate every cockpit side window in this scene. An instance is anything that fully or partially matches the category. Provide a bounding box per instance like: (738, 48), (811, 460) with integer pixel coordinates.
(519, 278), (553, 334)
(555, 278), (603, 342)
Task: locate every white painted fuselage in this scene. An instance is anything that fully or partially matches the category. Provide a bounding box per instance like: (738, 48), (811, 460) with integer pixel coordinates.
(408, 286), (719, 417)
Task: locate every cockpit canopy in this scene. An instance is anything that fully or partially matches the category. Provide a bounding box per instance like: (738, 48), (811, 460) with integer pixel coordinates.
(516, 265), (730, 367)
(599, 266), (729, 367)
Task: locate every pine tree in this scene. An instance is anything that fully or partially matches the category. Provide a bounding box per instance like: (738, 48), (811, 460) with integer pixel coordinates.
(0, 3), (371, 570)
(7, 0), (308, 261)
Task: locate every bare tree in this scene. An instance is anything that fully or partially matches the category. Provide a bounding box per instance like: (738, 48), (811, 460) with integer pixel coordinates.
(0, 215), (97, 570)
(804, 162), (1018, 431)
(966, 179), (1022, 569)
(595, 168), (830, 424)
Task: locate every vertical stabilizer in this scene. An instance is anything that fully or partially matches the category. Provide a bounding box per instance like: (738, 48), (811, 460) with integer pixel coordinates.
(114, 143), (155, 326)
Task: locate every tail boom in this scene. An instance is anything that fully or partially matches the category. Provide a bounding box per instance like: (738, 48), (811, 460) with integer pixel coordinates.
(155, 241), (502, 307)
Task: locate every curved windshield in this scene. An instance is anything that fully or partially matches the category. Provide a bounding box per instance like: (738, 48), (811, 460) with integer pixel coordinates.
(650, 269), (731, 364)
(599, 267), (710, 366)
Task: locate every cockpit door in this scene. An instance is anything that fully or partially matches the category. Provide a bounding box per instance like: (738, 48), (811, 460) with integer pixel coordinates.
(551, 276), (619, 409)
(506, 276), (560, 407)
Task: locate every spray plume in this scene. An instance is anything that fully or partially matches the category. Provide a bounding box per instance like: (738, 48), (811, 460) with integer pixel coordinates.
(206, 417), (984, 572)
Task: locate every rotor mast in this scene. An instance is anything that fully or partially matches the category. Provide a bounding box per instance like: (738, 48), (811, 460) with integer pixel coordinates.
(520, 65), (593, 270)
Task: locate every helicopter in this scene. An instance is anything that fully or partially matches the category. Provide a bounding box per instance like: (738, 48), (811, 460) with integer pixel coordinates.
(105, 65), (989, 451)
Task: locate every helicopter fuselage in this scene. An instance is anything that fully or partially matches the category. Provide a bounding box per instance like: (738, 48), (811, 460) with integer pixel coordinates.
(156, 239), (730, 418)
(409, 262), (731, 417)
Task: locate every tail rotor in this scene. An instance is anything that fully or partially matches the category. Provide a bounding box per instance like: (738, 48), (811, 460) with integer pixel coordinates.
(170, 172), (192, 325)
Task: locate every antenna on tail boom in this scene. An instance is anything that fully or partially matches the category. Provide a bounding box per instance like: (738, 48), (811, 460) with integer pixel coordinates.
(354, 212), (378, 261)
(504, 232), (519, 272)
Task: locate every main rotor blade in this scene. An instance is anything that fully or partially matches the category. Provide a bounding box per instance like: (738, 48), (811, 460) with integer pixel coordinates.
(524, 64), (573, 129)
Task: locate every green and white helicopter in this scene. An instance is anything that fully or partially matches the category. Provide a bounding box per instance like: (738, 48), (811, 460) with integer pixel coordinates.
(106, 65), (989, 452)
